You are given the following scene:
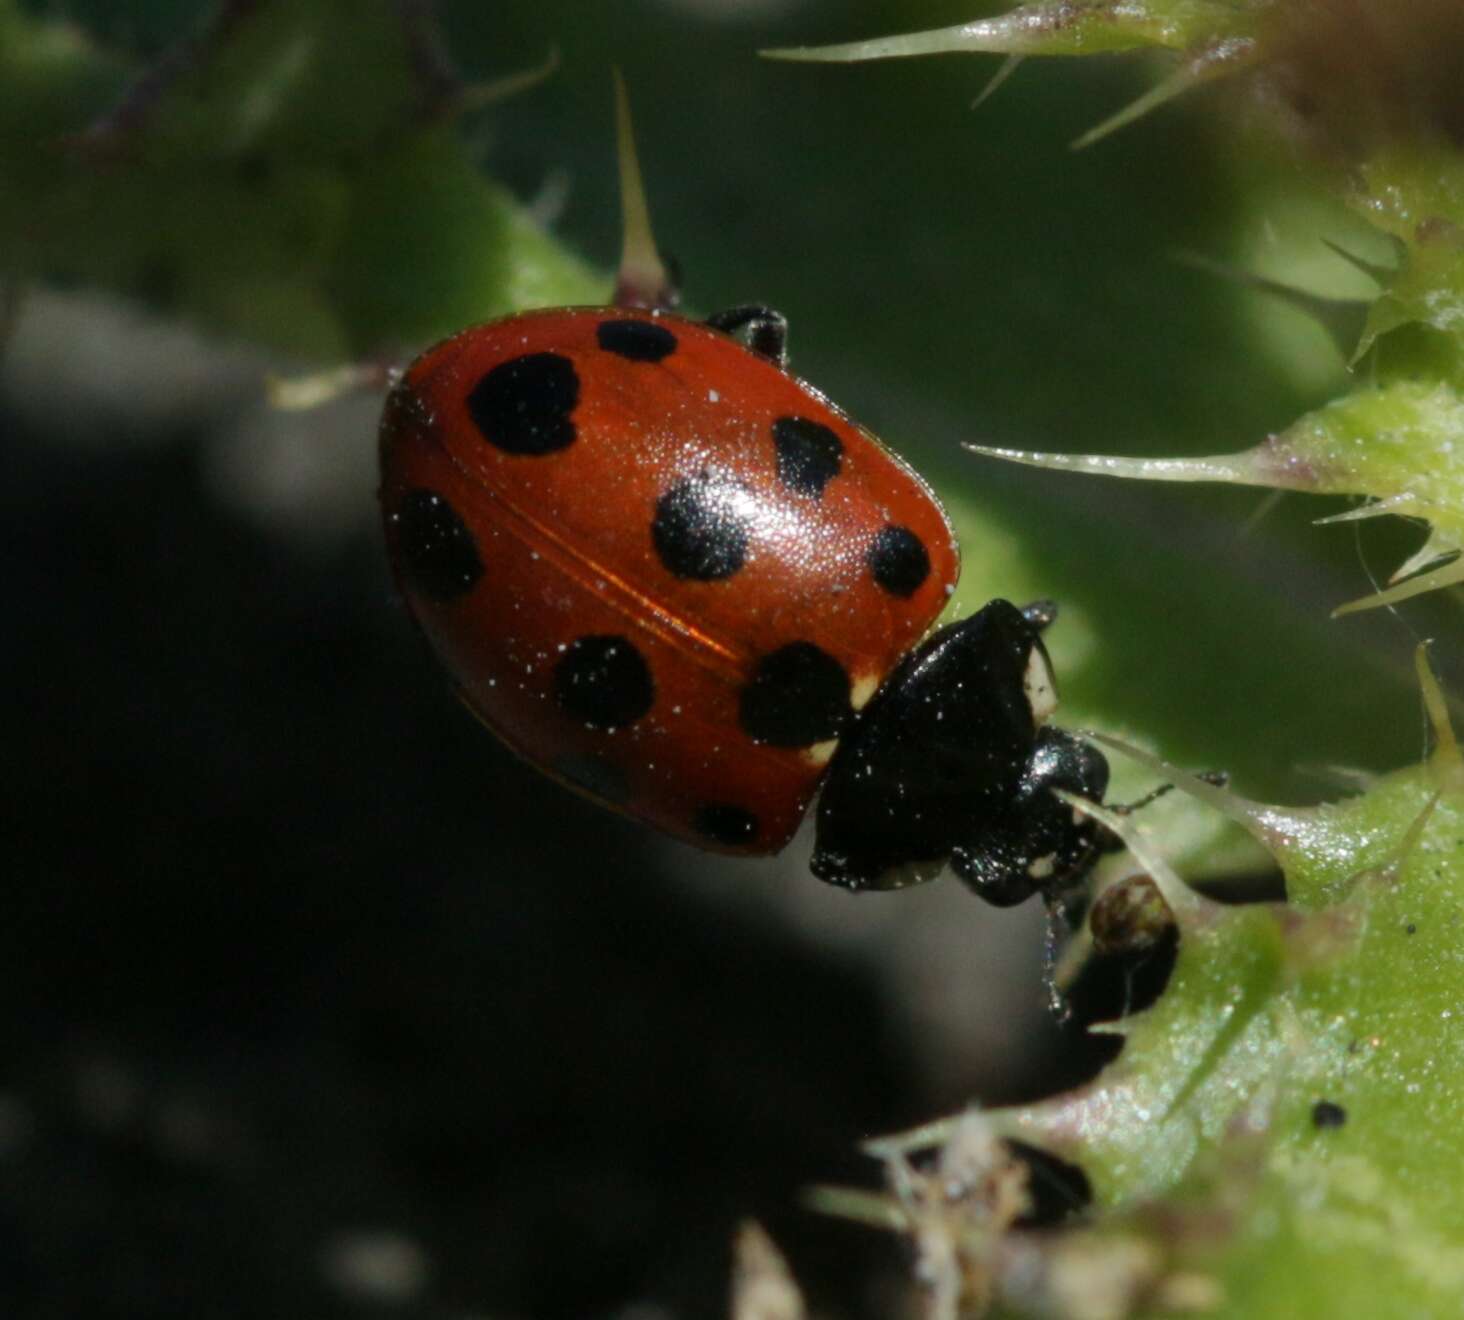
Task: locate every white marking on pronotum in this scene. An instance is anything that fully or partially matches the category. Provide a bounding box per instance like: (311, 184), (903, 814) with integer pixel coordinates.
(804, 737), (838, 767)
(850, 672), (880, 711)
(1026, 851), (1057, 880)
(1024, 645), (1058, 723)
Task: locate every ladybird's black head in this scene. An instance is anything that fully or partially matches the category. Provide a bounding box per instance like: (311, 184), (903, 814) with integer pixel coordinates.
(810, 599), (1109, 903)
(950, 726), (1109, 906)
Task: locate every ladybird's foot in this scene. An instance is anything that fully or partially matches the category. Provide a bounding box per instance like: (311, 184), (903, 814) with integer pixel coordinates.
(705, 305), (789, 367)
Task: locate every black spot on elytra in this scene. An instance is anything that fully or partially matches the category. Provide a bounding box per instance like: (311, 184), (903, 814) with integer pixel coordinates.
(772, 416), (843, 497)
(739, 642), (851, 747)
(867, 524), (930, 598)
(467, 351), (579, 455)
(696, 802), (759, 847)
(554, 635), (654, 730)
(392, 488), (483, 602)
(652, 469), (752, 581)
(597, 319), (678, 362)
(1312, 1100), (1347, 1129)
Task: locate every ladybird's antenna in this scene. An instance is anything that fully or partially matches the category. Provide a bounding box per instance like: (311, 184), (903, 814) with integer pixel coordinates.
(612, 70), (677, 311)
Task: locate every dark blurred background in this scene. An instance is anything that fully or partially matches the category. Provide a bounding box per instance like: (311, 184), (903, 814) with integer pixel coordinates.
(1, 0), (1443, 1315)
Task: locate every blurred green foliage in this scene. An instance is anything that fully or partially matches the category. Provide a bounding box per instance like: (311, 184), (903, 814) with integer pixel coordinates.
(4, 0), (1436, 807)
(9, 1), (1464, 1314)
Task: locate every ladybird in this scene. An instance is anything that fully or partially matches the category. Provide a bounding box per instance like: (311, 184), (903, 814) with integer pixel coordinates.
(379, 302), (1108, 900)
(376, 78), (1110, 902)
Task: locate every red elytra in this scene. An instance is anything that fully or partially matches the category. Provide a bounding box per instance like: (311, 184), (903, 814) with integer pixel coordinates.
(379, 305), (959, 854)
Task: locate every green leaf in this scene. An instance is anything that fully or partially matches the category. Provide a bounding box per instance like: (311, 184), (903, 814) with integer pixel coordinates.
(763, 1), (1253, 63)
(763, 3), (1464, 1312)
(0, 0), (602, 357)
(14, 5), (1464, 1306)
(859, 730), (1464, 1315)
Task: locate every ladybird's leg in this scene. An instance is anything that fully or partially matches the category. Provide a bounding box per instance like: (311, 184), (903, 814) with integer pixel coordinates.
(1041, 893), (1085, 1023)
(1110, 781), (1179, 818)
(1110, 768), (1229, 815)
(705, 304), (789, 367)
(1095, 769), (1229, 854)
(1020, 599), (1059, 631)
